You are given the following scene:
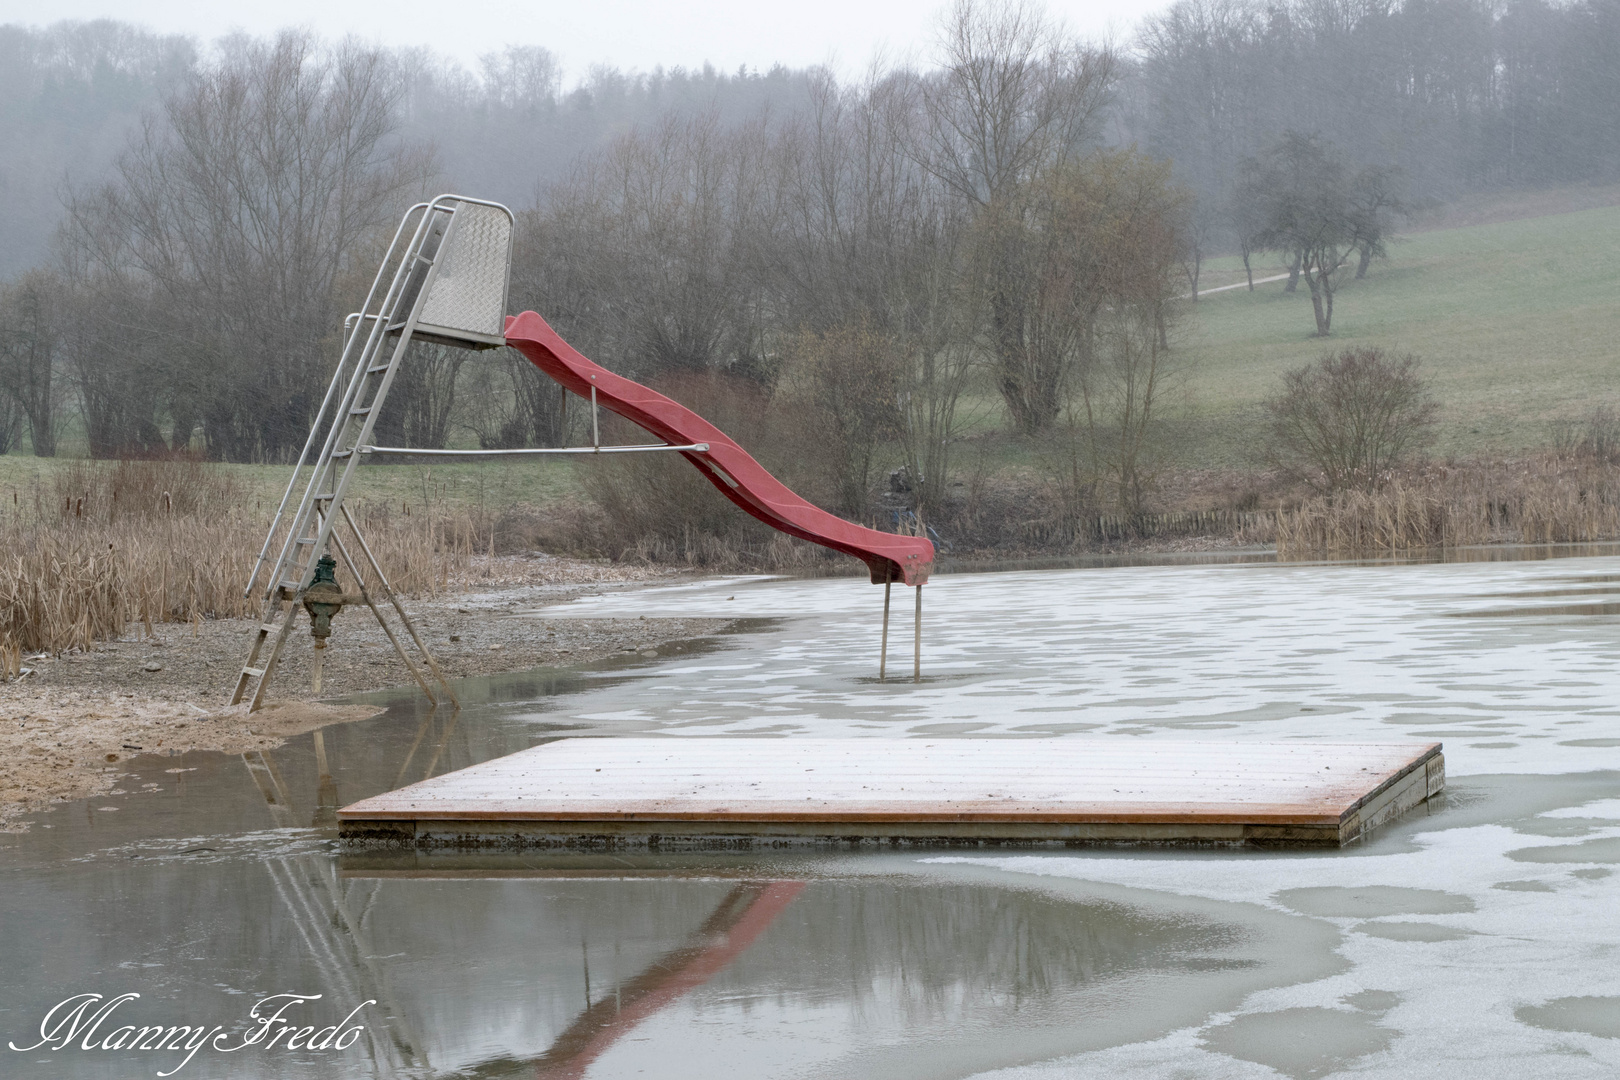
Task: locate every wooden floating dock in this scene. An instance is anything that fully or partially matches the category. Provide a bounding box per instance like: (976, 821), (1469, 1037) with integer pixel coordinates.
(338, 738), (1444, 849)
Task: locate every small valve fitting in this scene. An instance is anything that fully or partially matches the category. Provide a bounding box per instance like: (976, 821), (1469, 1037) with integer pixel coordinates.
(301, 554), (347, 647)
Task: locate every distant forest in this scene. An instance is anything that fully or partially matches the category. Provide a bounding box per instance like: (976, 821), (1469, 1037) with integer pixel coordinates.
(0, 0), (1617, 479)
(4, 1), (1616, 277)
(0, 21), (816, 278)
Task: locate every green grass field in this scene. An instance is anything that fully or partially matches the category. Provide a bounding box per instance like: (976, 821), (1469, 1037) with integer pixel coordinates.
(1176, 202), (1620, 465)
(0, 454), (583, 516)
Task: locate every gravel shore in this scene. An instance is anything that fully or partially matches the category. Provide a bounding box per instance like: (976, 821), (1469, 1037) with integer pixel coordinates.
(0, 553), (730, 830)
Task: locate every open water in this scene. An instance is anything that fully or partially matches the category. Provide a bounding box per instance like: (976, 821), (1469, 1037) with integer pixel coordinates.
(3, 548), (1619, 1078)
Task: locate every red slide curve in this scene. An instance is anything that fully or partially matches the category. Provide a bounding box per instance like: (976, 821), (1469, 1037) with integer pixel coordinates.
(505, 311), (933, 586)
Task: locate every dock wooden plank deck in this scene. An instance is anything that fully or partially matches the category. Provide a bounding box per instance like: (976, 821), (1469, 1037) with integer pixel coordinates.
(339, 738), (1444, 848)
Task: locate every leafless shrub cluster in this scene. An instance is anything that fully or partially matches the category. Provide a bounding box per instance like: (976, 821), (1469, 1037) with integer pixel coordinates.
(778, 325), (906, 518)
(1552, 407), (1620, 465)
(569, 374), (834, 569)
(1264, 347), (1439, 494)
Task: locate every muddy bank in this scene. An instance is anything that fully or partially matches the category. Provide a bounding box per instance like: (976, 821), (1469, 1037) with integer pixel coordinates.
(0, 553), (731, 830)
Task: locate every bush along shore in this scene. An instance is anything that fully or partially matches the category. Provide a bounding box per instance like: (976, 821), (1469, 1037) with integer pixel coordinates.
(526, 450), (1620, 571)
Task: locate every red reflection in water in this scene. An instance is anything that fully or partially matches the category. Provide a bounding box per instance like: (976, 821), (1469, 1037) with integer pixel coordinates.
(534, 879), (807, 1078)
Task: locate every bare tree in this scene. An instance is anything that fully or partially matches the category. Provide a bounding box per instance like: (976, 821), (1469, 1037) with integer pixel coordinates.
(1229, 155), (1267, 290)
(478, 46), (561, 114)
(1349, 164), (1403, 279)
(48, 258), (173, 457)
(1243, 133), (1358, 335)
(1264, 346), (1438, 492)
(0, 271), (61, 456)
(893, 206), (977, 527)
(920, 0), (1115, 434)
(373, 340), (465, 449)
(776, 64), (979, 522)
(60, 31), (430, 460)
(1038, 151), (1190, 516)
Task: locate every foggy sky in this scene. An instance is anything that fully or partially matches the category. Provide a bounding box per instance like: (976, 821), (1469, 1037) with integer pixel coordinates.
(0, 0), (1170, 76)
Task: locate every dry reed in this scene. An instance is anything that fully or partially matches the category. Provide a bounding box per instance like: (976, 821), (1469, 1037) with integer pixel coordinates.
(1, 460), (488, 668)
(1274, 457), (1620, 558)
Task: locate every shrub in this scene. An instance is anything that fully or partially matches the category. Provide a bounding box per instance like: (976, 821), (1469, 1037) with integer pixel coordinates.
(1264, 347), (1437, 493)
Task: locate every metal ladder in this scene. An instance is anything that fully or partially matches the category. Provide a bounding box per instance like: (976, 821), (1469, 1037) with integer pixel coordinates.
(232, 194), (515, 711)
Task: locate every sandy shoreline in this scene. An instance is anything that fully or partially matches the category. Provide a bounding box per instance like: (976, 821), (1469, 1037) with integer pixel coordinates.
(0, 553), (730, 830)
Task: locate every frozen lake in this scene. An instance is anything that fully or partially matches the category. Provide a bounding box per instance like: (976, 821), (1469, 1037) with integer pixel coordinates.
(3, 552), (1618, 1078)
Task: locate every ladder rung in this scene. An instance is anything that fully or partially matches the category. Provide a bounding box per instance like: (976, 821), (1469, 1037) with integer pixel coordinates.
(241, 667), (265, 678)
(349, 406), (372, 416)
(278, 580), (301, 591)
(259, 624), (281, 634)
(366, 364), (391, 374)
(295, 537), (316, 544)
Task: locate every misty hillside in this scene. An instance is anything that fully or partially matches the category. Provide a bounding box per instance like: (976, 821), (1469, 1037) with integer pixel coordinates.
(0, 22), (193, 278)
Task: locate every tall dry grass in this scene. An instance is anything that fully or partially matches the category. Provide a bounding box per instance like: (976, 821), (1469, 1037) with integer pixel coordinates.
(1, 459), (487, 666)
(1274, 457), (1620, 558)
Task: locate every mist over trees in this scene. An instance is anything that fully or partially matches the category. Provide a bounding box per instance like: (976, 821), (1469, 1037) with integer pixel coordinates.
(0, 21), (194, 279)
(57, 31), (430, 461)
(1, 0), (1617, 536)
(1132, 0), (1620, 253)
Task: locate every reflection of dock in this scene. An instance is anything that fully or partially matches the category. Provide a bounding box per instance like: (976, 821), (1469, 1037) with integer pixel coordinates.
(338, 738), (1443, 848)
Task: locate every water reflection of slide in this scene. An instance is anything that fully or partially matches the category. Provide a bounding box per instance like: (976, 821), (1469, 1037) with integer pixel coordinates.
(245, 713), (1307, 1079)
(504, 311), (934, 586)
(531, 880), (806, 1079)
(246, 710), (810, 1079)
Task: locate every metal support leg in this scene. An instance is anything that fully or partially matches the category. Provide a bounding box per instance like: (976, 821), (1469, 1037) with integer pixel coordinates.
(913, 583), (922, 684)
(879, 569), (891, 682)
(328, 527), (437, 705)
(341, 504), (458, 707)
(247, 604), (302, 712)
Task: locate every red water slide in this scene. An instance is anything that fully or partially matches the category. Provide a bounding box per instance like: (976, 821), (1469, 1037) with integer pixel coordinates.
(504, 311), (934, 586)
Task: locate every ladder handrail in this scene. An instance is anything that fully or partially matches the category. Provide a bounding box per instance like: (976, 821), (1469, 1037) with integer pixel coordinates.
(243, 202), (433, 599)
(250, 201), (436, 600)
(234, 194), (512, 710)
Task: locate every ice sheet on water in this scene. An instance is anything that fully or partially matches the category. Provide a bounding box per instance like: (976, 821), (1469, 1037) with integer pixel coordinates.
(512, 556), (1620, 1077)
(927, 808), (1620, 1076)
(519, 557), (1620, 778)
